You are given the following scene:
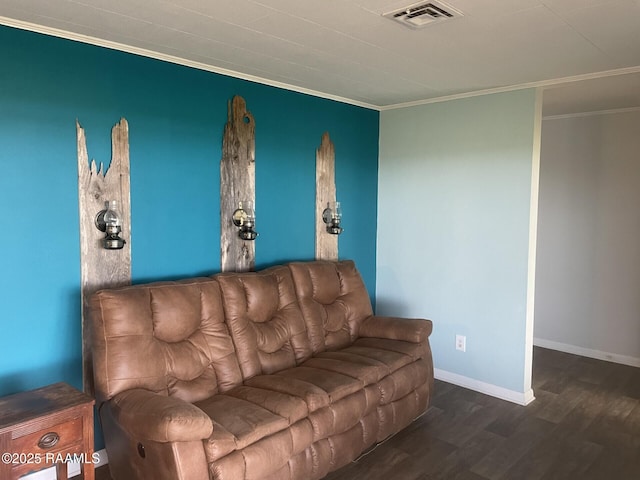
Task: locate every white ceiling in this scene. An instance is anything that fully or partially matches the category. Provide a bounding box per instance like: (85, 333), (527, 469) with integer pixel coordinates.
(1, 0), (639, 111)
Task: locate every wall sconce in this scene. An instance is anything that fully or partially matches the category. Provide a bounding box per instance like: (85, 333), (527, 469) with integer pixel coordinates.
(95, 200), (126, 250)
(322, 201), (343, 235)
(232, 201), (258, 240)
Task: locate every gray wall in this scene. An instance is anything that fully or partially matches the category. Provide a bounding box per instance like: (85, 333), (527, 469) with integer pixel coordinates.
(378, 89), (540, 402)
(534, 110), (640, 366)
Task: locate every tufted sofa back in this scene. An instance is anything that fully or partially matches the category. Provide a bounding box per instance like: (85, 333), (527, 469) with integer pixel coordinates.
(216, 265), (312, 381)
(90, 260), (375, 404)
(90, 278), (243, 404)
(288, 260), (373, 353)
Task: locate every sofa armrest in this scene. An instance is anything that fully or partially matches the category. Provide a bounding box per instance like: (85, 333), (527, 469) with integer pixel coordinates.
(359, 316), (433, 343)
(107, 389), (213, 443)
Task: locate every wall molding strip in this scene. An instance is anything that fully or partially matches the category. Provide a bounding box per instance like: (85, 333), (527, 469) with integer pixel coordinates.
(534, 338), (640, 369)
(434, 368), (535, 406)
(2, 15), (640, 112)
(0, 16), (378, 111)
(380, 66), (640, 111)
(523, 87), (543, 394)
(542, 106), (640, 120)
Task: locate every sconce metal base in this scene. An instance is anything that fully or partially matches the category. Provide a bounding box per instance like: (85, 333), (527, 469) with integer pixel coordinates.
(239, 230), (258, 241)
(103, 236), (125, 250)
(95, 210), (108, 232)
(326, 225), (343, 235)
(321, 208), (333, 225)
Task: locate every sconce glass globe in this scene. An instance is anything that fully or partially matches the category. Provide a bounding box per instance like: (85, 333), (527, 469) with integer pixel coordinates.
(103, 200), (121, 228)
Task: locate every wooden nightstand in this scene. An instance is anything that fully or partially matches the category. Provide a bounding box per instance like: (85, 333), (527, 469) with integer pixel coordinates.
(0, 382), (95, 480)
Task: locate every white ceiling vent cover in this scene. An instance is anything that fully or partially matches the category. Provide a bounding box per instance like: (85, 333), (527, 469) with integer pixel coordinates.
(383, 1), (463, 28)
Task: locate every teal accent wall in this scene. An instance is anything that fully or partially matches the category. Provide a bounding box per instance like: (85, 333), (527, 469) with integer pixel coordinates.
(0, 25), (378, 433)
(377, 90), (538, 394)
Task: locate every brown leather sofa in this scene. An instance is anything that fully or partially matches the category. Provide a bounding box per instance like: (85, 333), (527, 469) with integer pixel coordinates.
(90, 260), (433, 480)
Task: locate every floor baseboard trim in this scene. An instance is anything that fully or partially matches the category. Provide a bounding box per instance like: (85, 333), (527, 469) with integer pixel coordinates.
(21, 448), (108, 479)
(434, 368), (535, 406)
(534, 338), (640, 368)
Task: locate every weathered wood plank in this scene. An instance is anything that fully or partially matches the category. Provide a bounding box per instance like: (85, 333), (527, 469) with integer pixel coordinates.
(77, 119), (132, 395)
(220, 96), (256, 272)
(315, 132), (338, 261)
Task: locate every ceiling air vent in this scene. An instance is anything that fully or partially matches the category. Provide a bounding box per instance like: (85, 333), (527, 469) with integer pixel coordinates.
(383, 1), (463, 28)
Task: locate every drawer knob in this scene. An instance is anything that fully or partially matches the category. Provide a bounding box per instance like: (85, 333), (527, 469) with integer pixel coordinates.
(38, 432), (60, 449)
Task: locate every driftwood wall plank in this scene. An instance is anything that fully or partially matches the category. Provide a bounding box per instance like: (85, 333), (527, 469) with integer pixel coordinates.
(77, 118), (132, 394)
(315, 132), (338, 261)
(220, 96), (256, 272)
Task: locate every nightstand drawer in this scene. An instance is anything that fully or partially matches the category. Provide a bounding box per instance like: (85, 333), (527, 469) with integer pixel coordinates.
(0, 383), (95, 480)
(12, 416), (83, 454)
(11, 443), (84, 478)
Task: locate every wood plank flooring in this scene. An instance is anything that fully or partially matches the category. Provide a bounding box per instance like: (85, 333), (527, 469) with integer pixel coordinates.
(88, 347), (640, 480)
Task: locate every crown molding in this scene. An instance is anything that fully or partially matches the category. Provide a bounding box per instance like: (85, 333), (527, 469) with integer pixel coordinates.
(0, 16), (380, 111)
(542, 106), (640, 120)
(2, 15), (640, 113)
(380, 65), (640, 111)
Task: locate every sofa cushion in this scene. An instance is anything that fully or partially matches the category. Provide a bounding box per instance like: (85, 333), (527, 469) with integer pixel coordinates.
(307, 387), (379, 441)
(216, 266), (313, 381)
(275, 366), (363, 404)
(244, 363), (366, 413)
(225, 386), (309, 424)
(197, 384), (309, 462)
(244, 375), (330, 412)
(376, 359), (431, 405)
(313, 351), (390, 379)
(203, 421), (237, 462)
(90, 278), (243, 403)
(299, 357), (383, 385)
(336, 343), (415, 373)
(196, 396), (287, 451)
(209, 428), (296, 480)
(288, 260), (373, 354)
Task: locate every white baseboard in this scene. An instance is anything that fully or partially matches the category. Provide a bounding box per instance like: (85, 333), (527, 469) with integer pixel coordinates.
(21, 449), (108, 480)
(534, 338), (640, 368)
(434, 368), (535, 406)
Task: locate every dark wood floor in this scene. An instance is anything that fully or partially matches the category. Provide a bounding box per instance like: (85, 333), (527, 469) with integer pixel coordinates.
(88, 347), (640, 480)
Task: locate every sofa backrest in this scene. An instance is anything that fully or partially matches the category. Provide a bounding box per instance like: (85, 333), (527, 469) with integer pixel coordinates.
(216, 265), (313, 380)
(90, 260), (373, 403)
(288, 260), (373, 354)
(90, 278), (243, 404)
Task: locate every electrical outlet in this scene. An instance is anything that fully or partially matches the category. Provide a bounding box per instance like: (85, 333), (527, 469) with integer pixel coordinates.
(455, 334), (466, 352)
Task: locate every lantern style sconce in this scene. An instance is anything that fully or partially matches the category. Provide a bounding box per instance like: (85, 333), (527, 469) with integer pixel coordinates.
(232, 201), (258, 240)
(322, 201), (343, 235)
(95, 200), (126, 250)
